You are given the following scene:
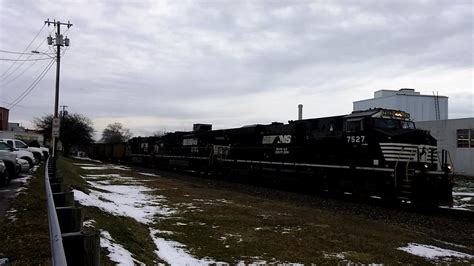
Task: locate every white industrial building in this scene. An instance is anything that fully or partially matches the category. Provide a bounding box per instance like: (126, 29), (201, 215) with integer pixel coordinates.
(353, 88), (448, 121)
(416, 119), (474, 176)
(353, 88), (473, 176)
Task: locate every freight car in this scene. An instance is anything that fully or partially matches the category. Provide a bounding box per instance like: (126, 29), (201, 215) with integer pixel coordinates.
(91, 108), (454, 206)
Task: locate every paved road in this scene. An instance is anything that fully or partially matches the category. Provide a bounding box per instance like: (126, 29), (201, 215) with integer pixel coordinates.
(0, 175), (31, 218)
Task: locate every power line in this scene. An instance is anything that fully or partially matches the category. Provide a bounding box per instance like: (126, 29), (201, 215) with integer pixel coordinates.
(0, 47), (53, 87)
(6, 58), (54, 108)
(0, 99), (29, 109)
(0, 24), (46, 78)
(0, 59), (41, 87)
(0, 57), (52, 61)
(7, 59), (55, 109)
(0, 36), (50, 82)
(7, 60), (55, 109)
(0, 49), (53, 55)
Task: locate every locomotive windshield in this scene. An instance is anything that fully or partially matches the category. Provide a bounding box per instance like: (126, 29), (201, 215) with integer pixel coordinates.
(374, 118), (415, 129)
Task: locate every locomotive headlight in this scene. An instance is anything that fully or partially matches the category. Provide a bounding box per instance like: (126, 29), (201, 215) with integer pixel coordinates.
(447, 164), (453, 172)
(423, 164), (429, 169)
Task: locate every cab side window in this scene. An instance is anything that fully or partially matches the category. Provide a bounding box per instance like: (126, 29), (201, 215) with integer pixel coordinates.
(7, 140), (13, 146)
(345, 119), (364, 133)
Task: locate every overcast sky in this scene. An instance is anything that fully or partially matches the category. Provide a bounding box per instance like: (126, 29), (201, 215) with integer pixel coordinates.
(0, 0), (472, 139)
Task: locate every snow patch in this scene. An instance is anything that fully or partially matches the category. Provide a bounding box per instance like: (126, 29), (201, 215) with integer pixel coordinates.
(453, 192), (474, 197)
(398, 243), (474, 260)
(83, 174), (123, 179)
(81, 166), (109, 170)
(73, 184), (174, 224)
(13, 174), (32, 196)
(149, 228), (217, 265)
(6, 208), (18, 222)
(138, 172), (160, 177)
(73, 163), (99, 166)
(108, 165), (131, 171)
(71, 156), (102, 163)
(323, 252), (347, 260)
(154, 229), (174, 236)
(100, 230), (144, 265)
(83, 219), (96, 227)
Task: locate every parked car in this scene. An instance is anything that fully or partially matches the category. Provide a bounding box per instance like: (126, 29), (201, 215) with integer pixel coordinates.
(0, 139), (43, 164)
(0, 150), (18, 184)
(16, 158), (30, 174)
(26, 140), (49, 158)
(0, 142), (36, 168)
(0, 160), (8, 186)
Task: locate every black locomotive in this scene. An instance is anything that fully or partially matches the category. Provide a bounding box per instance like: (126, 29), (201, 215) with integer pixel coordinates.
(89, 108), (453, 206)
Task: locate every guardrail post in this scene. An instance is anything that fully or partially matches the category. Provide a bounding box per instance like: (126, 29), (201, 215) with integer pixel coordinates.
(53, 191), (75, 207)
(44, 157), (68, 266)
(46, 157), (100, 265)
(50, 183), (68, 193)
(62, 231), (100, 266)
(56, 207), (83, 233)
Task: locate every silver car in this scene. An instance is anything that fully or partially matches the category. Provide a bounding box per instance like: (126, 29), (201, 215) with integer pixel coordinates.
(0, 160), (9, 186)
(16, 158), (30, 174)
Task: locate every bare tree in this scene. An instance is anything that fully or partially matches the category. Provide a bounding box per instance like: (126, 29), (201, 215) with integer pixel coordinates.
(101, 122), (132, 144)
(33, 113), (94, 155)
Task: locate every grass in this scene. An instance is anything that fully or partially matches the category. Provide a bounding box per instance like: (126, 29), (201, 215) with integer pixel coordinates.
(59, 156), (474, 264)
(147, 179), (423, 264)
(0, 167), (50, 265)
(58, 156), (162, 264)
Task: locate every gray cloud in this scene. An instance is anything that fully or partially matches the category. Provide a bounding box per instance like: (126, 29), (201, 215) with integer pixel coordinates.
(1, 0), (472, 137)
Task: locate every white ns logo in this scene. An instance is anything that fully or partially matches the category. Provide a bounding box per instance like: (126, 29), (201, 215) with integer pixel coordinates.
(262, 135), (292, 144)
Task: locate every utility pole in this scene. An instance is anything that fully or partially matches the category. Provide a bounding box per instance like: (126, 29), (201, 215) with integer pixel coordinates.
(44, 19), (72, 169)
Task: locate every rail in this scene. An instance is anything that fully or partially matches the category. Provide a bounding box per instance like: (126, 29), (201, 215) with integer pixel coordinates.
(44, 157), (67, 266)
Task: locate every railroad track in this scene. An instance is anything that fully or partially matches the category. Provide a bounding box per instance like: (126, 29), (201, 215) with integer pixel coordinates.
(435, 206), (474, 218)
(92, 159), (474, 220)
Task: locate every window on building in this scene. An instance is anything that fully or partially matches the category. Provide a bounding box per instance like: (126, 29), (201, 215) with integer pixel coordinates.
(457, 129), (470, 148)
(471, 129), (474, 148)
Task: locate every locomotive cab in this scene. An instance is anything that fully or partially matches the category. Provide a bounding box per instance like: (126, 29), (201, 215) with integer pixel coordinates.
(344, 109), (452, 205)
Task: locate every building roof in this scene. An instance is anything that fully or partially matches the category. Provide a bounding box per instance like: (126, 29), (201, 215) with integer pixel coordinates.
(353, 88), (448, 103)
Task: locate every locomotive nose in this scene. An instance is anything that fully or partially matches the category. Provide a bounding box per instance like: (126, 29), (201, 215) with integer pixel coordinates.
(386, 129), (436, 145)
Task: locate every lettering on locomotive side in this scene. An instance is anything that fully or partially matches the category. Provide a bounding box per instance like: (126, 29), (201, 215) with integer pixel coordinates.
(262, 135), (292, 145)
(275, 147), (289, 155)
(183, 138), (198, 146)
(346, 135), (366, 143)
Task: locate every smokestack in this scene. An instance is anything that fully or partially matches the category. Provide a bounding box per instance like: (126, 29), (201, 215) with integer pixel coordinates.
(298, 104), (303, 120)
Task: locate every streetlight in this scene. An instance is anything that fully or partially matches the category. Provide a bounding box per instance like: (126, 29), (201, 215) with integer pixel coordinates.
(31, 50), (55, 58)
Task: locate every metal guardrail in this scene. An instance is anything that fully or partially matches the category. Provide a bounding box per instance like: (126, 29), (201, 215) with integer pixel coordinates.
(44, 157), (67, 266)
